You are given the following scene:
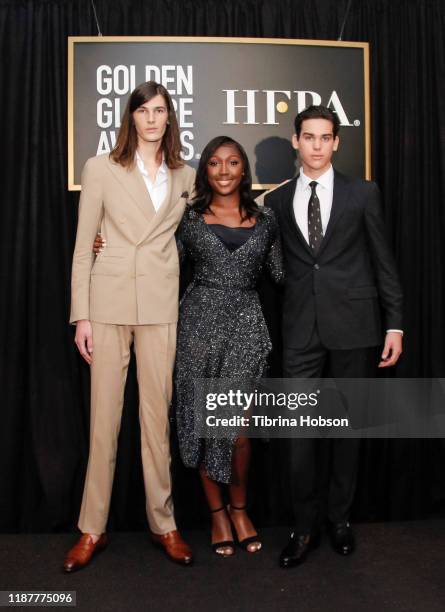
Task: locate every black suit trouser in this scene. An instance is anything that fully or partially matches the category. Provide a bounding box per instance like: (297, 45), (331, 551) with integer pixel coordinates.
(283, 326), (378, 533)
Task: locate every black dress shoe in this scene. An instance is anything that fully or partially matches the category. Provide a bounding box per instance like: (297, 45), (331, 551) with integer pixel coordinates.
(330, 521), (355, 555)
(279, 531), (320, 568)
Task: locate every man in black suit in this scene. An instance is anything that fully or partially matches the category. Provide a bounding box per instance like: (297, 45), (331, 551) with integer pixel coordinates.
(265, 105), (403, 568)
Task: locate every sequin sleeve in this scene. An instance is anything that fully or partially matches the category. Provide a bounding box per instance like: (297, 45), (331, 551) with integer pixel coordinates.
(176, 210), (189, 265)
(263, 207), (285, 284)
(176, 233), (186, 265)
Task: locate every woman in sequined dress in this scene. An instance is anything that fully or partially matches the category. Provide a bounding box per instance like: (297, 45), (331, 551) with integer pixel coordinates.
(175, 136), (284, 556)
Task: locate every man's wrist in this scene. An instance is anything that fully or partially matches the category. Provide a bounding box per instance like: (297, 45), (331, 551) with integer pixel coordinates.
(386, 329), (403, 335)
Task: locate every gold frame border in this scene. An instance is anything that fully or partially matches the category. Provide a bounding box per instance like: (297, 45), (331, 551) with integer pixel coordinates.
(68, 36), (371, 191)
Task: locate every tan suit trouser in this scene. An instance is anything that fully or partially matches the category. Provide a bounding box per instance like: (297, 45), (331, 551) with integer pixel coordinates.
(78, 321), (177, 535)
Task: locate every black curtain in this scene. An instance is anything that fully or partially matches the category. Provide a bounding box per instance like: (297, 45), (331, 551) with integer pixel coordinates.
(0, 0), (444, 532)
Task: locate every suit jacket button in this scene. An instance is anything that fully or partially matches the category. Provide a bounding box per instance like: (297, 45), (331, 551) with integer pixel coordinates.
(314, 264), (320, 270)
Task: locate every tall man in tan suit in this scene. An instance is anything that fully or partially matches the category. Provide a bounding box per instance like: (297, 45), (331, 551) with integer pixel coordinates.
(64, 82), (195, 571)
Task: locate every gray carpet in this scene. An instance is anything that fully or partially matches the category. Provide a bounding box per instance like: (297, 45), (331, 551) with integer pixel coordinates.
(1, 521), (444, 612)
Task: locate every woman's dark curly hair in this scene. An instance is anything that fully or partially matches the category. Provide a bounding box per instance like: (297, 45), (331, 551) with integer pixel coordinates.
(191, 136), (260, 221)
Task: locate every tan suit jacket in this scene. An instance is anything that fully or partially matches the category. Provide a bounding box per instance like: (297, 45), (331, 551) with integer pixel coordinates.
(70, 153), (195, 325)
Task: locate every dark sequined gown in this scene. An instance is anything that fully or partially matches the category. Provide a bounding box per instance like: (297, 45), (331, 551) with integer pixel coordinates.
(174, 205), (284, 483)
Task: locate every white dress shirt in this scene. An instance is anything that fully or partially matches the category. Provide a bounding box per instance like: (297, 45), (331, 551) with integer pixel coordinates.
(136, 151), (168, 212)
(293, 165), (334, 243)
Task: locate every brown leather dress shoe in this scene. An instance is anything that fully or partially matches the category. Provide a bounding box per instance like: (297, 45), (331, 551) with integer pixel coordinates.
(63, 534), (108, 573)
(151, 530), (193, 565)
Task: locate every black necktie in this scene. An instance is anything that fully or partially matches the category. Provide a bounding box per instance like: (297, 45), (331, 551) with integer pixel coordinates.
(307, 181), (323, 253)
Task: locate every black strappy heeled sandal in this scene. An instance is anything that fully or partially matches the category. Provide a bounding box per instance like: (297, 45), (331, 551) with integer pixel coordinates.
(210, 507), (235, 557)
(228, 504), (262, 553)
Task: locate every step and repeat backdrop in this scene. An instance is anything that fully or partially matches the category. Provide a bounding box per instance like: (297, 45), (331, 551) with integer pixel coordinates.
(68, 37), (370, 190)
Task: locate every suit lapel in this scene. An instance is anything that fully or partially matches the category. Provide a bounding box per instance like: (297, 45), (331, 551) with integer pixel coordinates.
(284, 175), (314, 258)
(136, 166), (184, 245)
(107, 160), (156, 223)
(318, 169), (349, 256)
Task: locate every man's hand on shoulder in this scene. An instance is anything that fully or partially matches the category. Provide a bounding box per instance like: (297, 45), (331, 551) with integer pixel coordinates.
(378, 331), (403, 368)
(75, 320), (93, 365)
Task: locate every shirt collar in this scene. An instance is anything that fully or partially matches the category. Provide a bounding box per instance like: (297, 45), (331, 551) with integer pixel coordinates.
(135, 150), (168, 178)
(299, 164), (334, 191)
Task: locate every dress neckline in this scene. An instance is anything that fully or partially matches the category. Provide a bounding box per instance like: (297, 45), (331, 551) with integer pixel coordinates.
(198, 215), (258, 255)
(206, 223), (255, 230)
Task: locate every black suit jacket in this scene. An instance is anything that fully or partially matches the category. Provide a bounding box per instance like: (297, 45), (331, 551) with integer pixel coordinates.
(265, 170), (403, 350)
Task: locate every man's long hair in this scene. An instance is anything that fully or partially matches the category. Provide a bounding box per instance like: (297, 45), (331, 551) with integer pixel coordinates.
(110, 81), (183, 169)
(191, 136), (260, 221)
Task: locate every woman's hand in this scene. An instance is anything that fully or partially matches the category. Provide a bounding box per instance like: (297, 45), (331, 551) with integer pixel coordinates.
(93, 232), (106, 254)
